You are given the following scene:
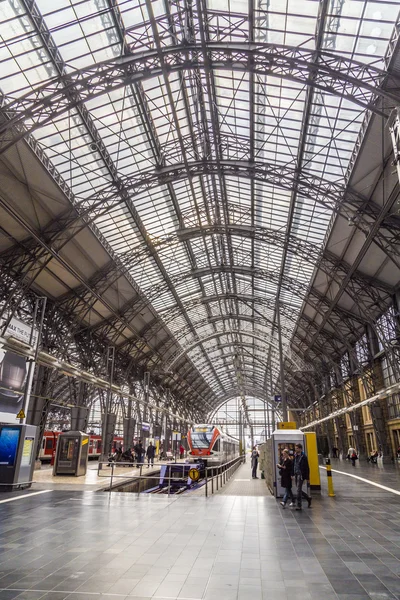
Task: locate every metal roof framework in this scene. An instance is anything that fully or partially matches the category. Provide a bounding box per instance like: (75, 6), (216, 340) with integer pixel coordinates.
(1, 0), (400, 415)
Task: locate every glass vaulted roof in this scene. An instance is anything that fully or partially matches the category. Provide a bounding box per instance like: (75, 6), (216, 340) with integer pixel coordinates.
(1, 0), (399, 407)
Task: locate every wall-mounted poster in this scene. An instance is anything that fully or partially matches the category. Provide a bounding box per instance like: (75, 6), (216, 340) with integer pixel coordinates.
(0, 317), (37, 423)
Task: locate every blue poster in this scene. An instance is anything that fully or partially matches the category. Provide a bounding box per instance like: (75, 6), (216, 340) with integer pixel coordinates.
(0, 427), (20, 466)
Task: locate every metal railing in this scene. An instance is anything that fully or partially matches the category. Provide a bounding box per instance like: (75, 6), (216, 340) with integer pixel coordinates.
(97, 460), (188, 495)
(96, 455), (245, 496)
(204, 455), (244, 496)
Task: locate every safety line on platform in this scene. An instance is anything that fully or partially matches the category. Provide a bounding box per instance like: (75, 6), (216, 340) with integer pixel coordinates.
(0, 490), (51, 504)
(319, 466), (400, 496)
(0, 590), (202, 599)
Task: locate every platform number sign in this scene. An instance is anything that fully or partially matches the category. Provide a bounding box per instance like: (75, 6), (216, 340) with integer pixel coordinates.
(189, 468), (200, 482)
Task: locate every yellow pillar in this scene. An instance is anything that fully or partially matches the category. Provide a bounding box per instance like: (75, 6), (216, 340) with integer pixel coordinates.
(325, 458), (335, 497)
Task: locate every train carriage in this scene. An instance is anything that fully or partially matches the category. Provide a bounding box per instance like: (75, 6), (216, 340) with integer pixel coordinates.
(39, 431), (123, 461)
(187, 424), (239, 467)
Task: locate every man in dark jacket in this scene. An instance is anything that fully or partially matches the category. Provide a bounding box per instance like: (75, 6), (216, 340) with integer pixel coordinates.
(293, 443), (312, 510)
(134, 440), (144, 467)
(146, 442), (155, 467)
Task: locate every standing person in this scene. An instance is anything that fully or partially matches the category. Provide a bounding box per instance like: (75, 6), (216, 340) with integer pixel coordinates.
(146, 442), (155, 467)
(332, 446), (338, 459)
(134, 440), (144, 467)
(277, 449), (294, 508)
(347, 446), (357, 466)
(179, 444), (185, 459)
(293, 443), (312, 510)
(251, 445), (259, 479)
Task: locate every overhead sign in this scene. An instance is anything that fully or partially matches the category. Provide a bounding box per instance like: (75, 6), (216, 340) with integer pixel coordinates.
(189, 468), (200, 482)
(274, 395), (282, 403)
(0, 318), (37, 424)
(172, 431), (181, 441)
(277, 422), (297, 430)
(141, 422), (150, 431)
(1, 317), (38, 346)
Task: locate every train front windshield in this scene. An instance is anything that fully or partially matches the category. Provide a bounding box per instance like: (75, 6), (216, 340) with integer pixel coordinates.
(191, 432), (213, 448)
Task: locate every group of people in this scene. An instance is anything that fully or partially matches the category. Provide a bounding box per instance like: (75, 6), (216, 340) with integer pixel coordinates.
(112, 440), (186, 468)
(277, 443), (312, 511)
(332, 445), (381, 465)
(251, 443), (312, 511)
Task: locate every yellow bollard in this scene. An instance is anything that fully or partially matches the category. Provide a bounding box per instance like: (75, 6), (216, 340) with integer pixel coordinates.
(325, 458), (335, 497)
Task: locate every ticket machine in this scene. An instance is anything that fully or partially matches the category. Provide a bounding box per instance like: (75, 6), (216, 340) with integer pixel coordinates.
(53, 431), (89, 476)
(0, 423), (37, 491)
(271, 427), (305, 498)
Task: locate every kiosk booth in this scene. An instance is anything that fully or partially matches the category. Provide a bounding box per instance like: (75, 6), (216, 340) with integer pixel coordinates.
(267, 425), (321, 497)
(53, 431), (89, 476)
(272, 426), (305, 498)
(0, 423), (37, 491)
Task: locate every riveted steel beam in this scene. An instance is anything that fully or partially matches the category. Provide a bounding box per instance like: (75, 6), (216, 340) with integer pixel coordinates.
(2, 42), (400, 153)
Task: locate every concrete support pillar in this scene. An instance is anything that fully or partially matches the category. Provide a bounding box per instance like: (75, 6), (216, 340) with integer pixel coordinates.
(334, 416), (347, 459)
(27, 365), (54, 460)
(101, 412), (117, 456)
(370, 361), (392, 461)
(71, 406), (89, 432)
(123, 418), (135, 451)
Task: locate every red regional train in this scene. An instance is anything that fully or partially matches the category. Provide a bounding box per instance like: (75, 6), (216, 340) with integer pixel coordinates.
(187, 424), (239, 467)
(39, 431), (124, 461)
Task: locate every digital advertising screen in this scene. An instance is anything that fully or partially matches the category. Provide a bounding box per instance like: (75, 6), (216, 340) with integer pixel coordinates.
(0, 427), (21, 466)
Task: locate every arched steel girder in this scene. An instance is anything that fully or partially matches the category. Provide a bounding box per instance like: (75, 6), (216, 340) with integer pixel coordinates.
(1, 42), (400, 154)
(129, 219), (392, 334)
(164, 329), (310, 372)
(155, 292), (362, 340)
(141, 277), (370, 358)
(186, 340), (321, 397)
(3, 151), (395, 361)
(175, 225), (397, 288)
(9, 151), (397, 337)
(186, 342), (282, 374)
(160, 312), (340, 371)
(168, 352), (283, 387)
(99, 160), (393, 225)
(157, 314), (293, 354)
(153, 311), (338, 373)
(66, 159), (400, 238)
(126, 267), (372, 353)
(189, 266), (389, 327)
(209, 390), (285, 418)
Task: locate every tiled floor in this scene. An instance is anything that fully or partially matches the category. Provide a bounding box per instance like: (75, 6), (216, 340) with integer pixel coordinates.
(0, 461), (400, 600)
(215, 462), (270, 496)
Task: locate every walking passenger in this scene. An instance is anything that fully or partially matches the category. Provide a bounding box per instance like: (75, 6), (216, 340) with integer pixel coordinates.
(134, 440), (144, 467)
(146, 442), (155, 467)
(347, 446), (357, 466)
(293, 443), (312, 510)
(278, 449), (294, 508)
(251, 445), (259, 479)
(179, 444), (185, 459)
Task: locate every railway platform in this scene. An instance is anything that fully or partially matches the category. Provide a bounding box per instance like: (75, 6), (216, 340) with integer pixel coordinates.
(0, 460), (400, 599)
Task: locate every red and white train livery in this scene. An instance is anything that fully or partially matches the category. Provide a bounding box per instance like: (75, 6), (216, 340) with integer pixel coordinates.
(40, 431), (124, 461)
(187, 424), (239, 466)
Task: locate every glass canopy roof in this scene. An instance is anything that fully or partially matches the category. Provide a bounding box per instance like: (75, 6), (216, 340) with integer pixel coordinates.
(1, 0), (399, 408)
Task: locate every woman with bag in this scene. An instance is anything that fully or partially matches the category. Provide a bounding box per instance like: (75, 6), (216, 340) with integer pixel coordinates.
(278, 449), (294, 508)
(347, 446), (358, 466)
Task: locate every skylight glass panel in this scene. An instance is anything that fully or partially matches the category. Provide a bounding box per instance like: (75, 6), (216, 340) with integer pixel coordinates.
(1, 0), (398, 404)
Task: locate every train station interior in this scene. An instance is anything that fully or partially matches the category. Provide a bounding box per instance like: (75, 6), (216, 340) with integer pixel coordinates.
(1, 0), (400, 598)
